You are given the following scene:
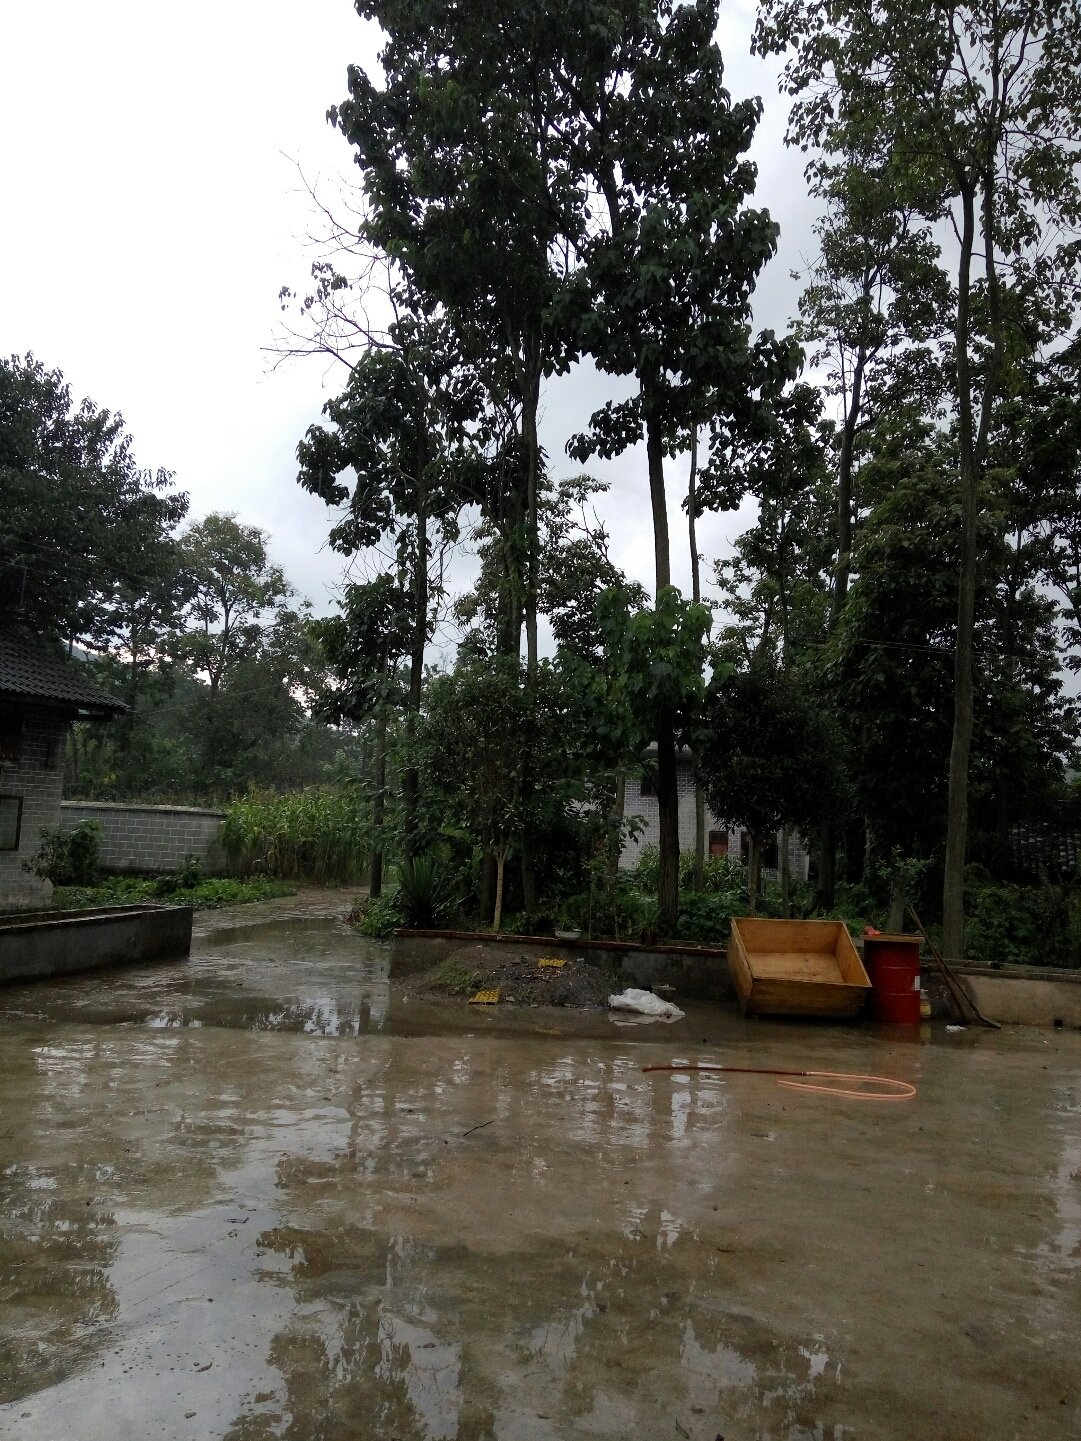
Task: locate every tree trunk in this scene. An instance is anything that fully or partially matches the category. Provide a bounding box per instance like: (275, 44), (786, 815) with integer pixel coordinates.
(831, 349), (865, 626)
(369, 704), (387, 899)
(644, 388), (672, 594)
(493, 849), (508, 933)
(479, 851), (497, 922)
(643, 381), (679, 934)
(942, 189), (978, 962)
(693, 779), (707, 893)
(747, 832), (762, 913)
(780, 826), (791, 918)
(402, 487), (428, 861)
(522, 345), (541, 677)
(519, 366), (540, 913)
(688, 426), (706, 893)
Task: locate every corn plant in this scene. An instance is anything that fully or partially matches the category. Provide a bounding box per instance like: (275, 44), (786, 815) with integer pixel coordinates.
(221, 788), (371, 884)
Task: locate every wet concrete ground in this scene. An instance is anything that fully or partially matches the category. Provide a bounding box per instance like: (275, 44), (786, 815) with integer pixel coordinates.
(1, 897), (1079, 1440)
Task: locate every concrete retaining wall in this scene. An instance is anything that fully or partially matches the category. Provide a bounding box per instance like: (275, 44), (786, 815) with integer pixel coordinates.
(60, 802), (229, 875)
(950, 963), (1081, 1028)
(0, 904), (193, 984)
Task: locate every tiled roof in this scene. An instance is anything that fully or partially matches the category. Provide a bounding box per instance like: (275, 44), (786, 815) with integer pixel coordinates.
(0, 632), (126, 716)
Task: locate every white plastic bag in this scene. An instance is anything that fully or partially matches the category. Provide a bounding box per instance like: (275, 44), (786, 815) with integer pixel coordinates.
(607, 987), (685, 1021)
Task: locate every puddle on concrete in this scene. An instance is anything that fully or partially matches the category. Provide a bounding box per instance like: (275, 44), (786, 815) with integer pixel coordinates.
(2, 907), (1080, 1439)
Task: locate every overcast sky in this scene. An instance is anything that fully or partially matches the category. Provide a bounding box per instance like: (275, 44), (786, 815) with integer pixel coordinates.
(1, 0), (818, 634)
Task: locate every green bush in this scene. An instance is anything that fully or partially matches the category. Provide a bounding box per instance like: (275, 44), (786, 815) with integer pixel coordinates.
(674, 892), (739, 944)
(501, 911), (558, 935)
(631, 843), (660, 893)
(634, 844), (749, 901)
(152, 855), (204, 895)
(221, 787), (369, 884)
(347, 893), (402, 939)
(24, 820), (101, 886)
(963, 870), (1081, 968)
(678, 850), (749, 896)
(396, 855), (457, 928)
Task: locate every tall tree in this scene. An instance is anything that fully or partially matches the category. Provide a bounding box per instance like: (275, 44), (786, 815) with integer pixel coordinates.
(330, 0), (584, 675)
(697, 660), (839, 910)
(297, 308), (475, 851)
(416, 657), (582, 931)
(315, 576), (414, 895)
(756, 0), (1081, 954)
(176, 513), (291, 699)
(825, 409), (1075, 920)
(0, 353), (187, 649)
(562, 0), (797, 932)
(794, 179), (949, 626)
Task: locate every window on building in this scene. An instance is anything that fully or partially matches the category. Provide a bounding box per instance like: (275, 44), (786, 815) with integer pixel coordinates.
(0, 715), (22, 766)
(708, 830), (728, 856)
(639, 767), (658, 798)
(0, 795), (23, 850)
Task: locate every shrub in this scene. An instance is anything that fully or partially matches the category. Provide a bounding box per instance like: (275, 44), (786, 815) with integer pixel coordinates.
(635, 845), (749, 902)
(963, 870), (1081, 968)
(395, 855), (457, 928)
(152, 855), (204, 895)
(632, 843), (660, 893)
(675, 892), (738, 944)
(347, 893), (402, 939)
(24, 819), (101, 886)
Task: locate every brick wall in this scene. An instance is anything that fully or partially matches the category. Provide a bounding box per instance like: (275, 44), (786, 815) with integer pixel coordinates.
(59, 802), (230, 875)
(0, 708), (67, 911)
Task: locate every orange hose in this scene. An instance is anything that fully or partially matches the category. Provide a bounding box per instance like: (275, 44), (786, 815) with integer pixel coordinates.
(641, 1063), (915, 1101)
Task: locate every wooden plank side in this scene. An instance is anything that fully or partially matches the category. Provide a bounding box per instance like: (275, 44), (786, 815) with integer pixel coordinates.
(834, 925), (872, 987)
(727, 925), (754, 1013)
(734, 917), (842, 956)
(748, 980), (868, 1018)
(749, 951), (845, 983)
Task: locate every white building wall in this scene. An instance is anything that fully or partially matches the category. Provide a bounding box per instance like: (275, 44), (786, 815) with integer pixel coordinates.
(620, 762), (809, 883)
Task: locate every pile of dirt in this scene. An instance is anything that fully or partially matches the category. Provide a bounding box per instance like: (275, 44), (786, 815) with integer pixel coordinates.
(414, 942), (618, 1009)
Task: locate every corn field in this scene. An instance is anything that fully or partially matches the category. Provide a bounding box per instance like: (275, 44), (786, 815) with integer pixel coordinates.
(221, 788), (370, 884)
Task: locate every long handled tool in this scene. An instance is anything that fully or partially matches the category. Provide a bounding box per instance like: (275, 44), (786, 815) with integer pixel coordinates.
(908, 905), (1000, 1030)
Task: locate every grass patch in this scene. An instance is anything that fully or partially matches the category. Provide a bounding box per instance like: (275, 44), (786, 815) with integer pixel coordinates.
(53, 876), (296, 912)
(427, 958), (484, 995)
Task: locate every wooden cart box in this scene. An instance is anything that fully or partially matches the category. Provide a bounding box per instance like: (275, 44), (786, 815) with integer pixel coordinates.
(728, 917), (871, 1018)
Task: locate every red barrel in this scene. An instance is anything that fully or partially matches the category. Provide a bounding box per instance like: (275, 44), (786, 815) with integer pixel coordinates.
(864, 935), (923, 1023)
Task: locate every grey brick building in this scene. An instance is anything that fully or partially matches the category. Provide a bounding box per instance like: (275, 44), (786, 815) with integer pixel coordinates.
(620, 747), (809, 882)
(0, 633), (125, 911)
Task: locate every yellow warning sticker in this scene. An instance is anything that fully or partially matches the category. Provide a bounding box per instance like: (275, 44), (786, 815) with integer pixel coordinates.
(469, 988), (502, 1005)
(537, 956), (567, 969)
